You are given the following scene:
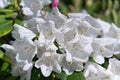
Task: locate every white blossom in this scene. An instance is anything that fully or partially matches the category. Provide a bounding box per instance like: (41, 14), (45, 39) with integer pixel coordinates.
(1, 44), (17, 63)
(13, 39), (37, 62)
(92, 38), (116, 64)
(45, 8), (67, 29)
(21, 0), (51, 16)
(0, 0), (10, 8)
(11, 61), (33, 80)
(35, 51), (62, 77)
(24, 18), (39, 33)
(84, 62), (114, 80)
(62, 57), (84, 75)
(65, 35), (93, 62)
(67, 14), (102, 37)
(12, 24), (36, 40)
(1, 44), (33, 80)
(36, 18), (57, 44)
(108, 58), (120, 77)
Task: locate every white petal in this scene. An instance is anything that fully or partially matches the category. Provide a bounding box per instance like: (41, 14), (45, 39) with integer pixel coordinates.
(41, 65), (52, 77)
(94, 55), (104, 64)
(13, 39), (37, 62)
(66, 52), (72, 62)
(12, 24), (36, 40)
(96, 19), (111, 34)
(22, 7), (34, 16)
(23, 61), (33, 71)
(1, 44), (16, 62)
(0, 0), (10, 8)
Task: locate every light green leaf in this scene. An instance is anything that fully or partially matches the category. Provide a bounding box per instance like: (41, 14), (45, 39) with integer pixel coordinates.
(0, 13), (14, 18)
(0, 20), (13, 38)
(8, 0), (15, 4)
(1, 62), (9, 71)
(0, 50), (4, 59)
(0, 8), (14, 13)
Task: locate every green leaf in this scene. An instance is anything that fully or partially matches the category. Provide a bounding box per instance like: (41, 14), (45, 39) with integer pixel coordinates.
(0, 13), (14, 18)
(0, 50), (4, 59)
(1, 62), (9, 71)
(0, 8), (14, 13)
(14, 18), (23, 25)
(114, 54), (120, 60)
(5, 76), (16, 80)
(67, 72), (85, 80)
(0, 20), (13, 38)
(55, 72), (67, 80)
(8, 0), (15, 4)
(31, 67), (41, 80)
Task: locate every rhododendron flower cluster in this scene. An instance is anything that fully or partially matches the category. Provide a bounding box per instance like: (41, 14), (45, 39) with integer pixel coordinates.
(1, 0), (120, 80)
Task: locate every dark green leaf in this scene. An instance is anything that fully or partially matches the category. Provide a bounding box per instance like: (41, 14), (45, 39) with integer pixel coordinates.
(55, 72), (67, 80)
(67, 72), (85, 80)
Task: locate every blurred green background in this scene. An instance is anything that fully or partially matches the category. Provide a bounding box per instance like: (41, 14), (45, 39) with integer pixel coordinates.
(58, 0), (120, 26)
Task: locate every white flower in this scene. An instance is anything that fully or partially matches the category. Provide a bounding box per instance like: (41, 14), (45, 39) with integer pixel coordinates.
(96, 19), (111, 34)
(108, 58), (120, 76)
(13, 39), (37, 62)
(24, 18), (39, 33)
(12, 24), (36, 40)
(1, 44), (16, 63)
(0, 0), (10, 8)
(66, 17), (101, 37)
(68, 13), (101, 29)
(104, 24), (120, 39)
(58, 28), (79, 46)
(84, 62), (114, 80)
(45, 8), (67, 29)
(92, 38), (116, 64)
(35, 51), (62, 77)
(21, 0), (51, 16)
(22, 7), (34, 16)
(11, 61), (33, 80)
(65, 35), (93, 62)
(77, 20), (101, 37)
(62, 57), (84, 75)
(36, 18), (57, 43)
(2, 44), (33, 80)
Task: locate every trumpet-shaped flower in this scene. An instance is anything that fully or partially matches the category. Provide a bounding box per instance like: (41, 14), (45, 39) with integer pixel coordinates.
(65, 35), (93, 62)
(108, 58), (120, 76)
(11, 61), (33, 80)
(45, 8), (67, 29)
(92, 38), (117, 64)
(36, 18), (57, 44)
(2, 43), (34, 80)
(21, 0), (51, 16)
(84, 62), (114, 80)
(24, 18), (40, 33)
(13, 39), (37, 62)
(35, 51), (62, 77)
(12, 24), (36, 40)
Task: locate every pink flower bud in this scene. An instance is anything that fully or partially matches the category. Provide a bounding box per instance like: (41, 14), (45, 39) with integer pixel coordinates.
(52, 0), (59, 9)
